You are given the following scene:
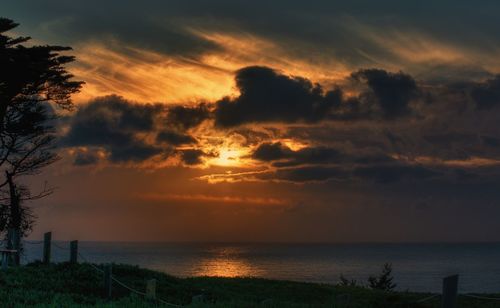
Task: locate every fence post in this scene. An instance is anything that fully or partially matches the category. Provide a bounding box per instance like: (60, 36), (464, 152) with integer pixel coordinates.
(12, 229), (20, 266)
(1, 252), (7, 271)
(7, 228), (20, 266)
(104, 264), (112, 299)
(70, 240), (78, 264)
(442, 274), (459, 308)
(43, 232), (51, 264)
(146, 279), (157, 301)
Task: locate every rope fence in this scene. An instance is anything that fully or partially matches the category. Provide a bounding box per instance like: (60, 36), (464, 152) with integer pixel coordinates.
(463, 294), (500, 301)
(414, 293), (440, 303)
(51, 241), (69, 251)
(24, 240), (44, 245)
(76, 251), (104, 273)
(17, 235), (184, 307)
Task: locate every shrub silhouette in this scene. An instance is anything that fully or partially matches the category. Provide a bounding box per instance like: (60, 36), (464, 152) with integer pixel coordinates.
(368, 263), (396, 291)
(339, 274), (358, 287)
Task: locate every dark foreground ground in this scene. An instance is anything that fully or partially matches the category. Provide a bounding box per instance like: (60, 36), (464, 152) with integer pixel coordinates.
(0, 262), (498, 307)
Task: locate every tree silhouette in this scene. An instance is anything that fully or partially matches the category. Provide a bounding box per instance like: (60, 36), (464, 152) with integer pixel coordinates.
(0, 18), (82, 131)
(0, 93), (60, 264)
(368, 263), (397, 291)
(0, 18), (82, 263)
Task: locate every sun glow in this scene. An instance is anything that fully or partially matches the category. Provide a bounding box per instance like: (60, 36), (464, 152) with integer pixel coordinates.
(279, 139), (309, 151)
(210, 147), (248, 167)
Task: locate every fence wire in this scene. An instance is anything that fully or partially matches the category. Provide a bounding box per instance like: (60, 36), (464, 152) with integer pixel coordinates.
(23, 240), (44, 245)
(51, 241), (69, 251)
(414, 294), (440, 303)
(48, 241), (182, 307)
(463, 294), (500, 301)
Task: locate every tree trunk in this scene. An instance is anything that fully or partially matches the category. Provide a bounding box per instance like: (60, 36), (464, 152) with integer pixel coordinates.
(6, 171), (20, 265)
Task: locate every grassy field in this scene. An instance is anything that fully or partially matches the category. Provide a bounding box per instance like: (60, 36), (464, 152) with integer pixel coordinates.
(0, 262), (498, 307)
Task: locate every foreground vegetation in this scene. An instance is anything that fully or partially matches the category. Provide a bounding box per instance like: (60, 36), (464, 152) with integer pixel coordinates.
(0, 262), (498, 307)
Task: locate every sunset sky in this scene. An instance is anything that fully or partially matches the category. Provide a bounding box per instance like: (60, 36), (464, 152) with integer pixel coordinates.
(4, 0), (500, 242)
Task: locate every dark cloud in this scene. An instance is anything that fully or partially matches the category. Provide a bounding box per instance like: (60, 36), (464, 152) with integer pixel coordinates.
(166, 103), (211, 130)
(252, 142), (293, 161)
(63, 95), (161, 147)
(353, 164), (439, 183)
(470, 75), (500, 110)
(62, 95), (166, 163)
(353, 154), (396, 165)
(267, 166), (349, 183)
(73, 150), (100, 166)
(275, 146), (343, 167)
(108, 143), (164, 163)
(252, 142), (359, 167)
(482, 136), (500, 147)
(421, 132), (480, 160)
(250, 141), (438, 183)
(62, 96), (213, 164)
(351, 69), (420, 119)
(156, 129), (197, 145)
(423, 132), (478, 147)
(214, 66), (341, 127)
(230, 68), (423, 122)
(252, 161), (439, 184)
(180, 149), (205, 165)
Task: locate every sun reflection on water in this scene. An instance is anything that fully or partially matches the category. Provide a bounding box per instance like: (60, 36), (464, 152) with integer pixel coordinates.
(191, 246), (262, 278)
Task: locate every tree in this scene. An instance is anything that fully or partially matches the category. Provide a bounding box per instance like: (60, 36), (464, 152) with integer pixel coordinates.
(0, 18), (83, 132)
(0, 175), (37, 264)
(0, 98), (58, 264)
(368, 263), (397, 291)
(0, 18), (82, 263)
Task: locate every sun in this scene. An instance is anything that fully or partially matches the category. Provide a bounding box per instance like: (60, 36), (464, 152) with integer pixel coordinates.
(210, 147), (247, 167)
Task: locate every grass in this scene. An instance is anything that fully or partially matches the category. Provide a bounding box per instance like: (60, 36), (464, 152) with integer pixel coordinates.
(0, 262), (498, 307)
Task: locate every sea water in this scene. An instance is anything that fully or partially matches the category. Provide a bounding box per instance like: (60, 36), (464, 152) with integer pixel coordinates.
(22, 242), (500, 293)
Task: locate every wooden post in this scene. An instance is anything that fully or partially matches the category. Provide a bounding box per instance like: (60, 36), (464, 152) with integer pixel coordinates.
(146, 279), (157, 300)
(442, 274), (459, 308)
(70, 240), (78, 264)
(43, 232), (51, 264)
(7, 229), (13, 265)
(1, 252), (7, 271)
(104, 264), (112, 299)
(12, 229), (20, 266)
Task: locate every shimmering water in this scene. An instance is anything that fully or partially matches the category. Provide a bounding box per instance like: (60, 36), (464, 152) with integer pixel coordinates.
(22, 242), (500, 293)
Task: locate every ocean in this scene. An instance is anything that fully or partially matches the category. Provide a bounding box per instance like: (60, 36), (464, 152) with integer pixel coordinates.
(22, 242), (500, 293)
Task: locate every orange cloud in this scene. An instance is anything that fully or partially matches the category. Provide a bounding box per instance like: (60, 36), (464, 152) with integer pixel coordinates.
(138, 193), (287, 206)
(69, 32), (351, 104)
(408, 156), (500, 168)
(70, 41), (235, 104)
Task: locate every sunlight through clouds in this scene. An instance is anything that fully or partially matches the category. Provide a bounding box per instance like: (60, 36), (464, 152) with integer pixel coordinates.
(70, 32), (351, 104)
(70, 41), (235, 103)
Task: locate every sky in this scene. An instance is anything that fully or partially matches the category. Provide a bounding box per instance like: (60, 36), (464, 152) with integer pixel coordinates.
(3, 0), (500, 242)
